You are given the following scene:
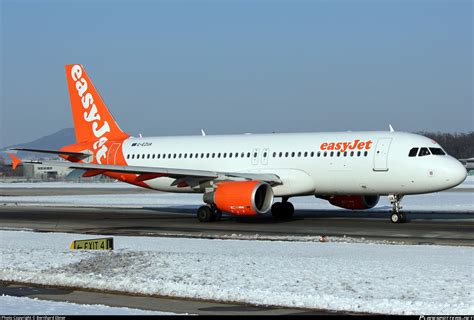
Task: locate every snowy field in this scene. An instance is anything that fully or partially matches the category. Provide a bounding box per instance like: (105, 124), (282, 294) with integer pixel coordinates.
(0, 295), (178, 315)
(0, 230), (472, 315)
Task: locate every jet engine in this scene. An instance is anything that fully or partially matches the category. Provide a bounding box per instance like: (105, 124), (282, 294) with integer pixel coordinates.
(324, 195), (380, 210)
(204, 181), (274, 216)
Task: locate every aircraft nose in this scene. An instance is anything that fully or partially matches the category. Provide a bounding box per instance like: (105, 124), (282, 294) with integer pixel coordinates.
(445, 159), (467, 188)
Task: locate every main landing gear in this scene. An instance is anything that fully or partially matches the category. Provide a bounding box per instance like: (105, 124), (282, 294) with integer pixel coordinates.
(388, 194), (406, 223)
(271, 197), (295, 220)
(197, 205), (222, 223)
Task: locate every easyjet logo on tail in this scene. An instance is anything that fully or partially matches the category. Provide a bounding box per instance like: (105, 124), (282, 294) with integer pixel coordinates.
(320, 139), (373, 152)
(70, 65), (110, 163)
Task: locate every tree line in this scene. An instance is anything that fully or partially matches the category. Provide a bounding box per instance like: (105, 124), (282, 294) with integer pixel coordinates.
(419, 132), (473, 159)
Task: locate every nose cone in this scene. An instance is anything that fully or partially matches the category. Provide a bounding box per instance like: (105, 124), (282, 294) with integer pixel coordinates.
(445, 159), (468, 188)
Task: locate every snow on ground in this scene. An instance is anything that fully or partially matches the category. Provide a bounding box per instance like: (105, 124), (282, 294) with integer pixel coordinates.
(0, 181), (137, 188)
(0, 295), (178, 315)
(0, 190), (472, 212)
(0, 230), (472, 315)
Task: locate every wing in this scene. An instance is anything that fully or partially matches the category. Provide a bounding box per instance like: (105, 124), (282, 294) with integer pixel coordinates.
(20, 159), (282, 187)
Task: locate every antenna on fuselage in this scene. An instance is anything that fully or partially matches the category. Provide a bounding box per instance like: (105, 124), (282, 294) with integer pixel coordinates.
(201, 129), (206, 136)
(389, 124), (395, 132)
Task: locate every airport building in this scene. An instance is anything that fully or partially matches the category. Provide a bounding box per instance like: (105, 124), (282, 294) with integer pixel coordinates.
(22, 162), (73, 180)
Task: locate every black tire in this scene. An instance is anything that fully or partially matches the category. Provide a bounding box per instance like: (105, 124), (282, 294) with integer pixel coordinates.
(213, 209), (222, 221)
(391, 212), (400, 223)
(271, 202), (283, 218)
(399, 212), (407, 223)
(283, 202), (295, 218)
(197, 206), (213, 222)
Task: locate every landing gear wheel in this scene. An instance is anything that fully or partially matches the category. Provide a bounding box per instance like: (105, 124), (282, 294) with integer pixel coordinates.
(391, 212), (400, 223)
(197, 206), (213, 222)
(390, 212), (406, 224)
(213, 208), (222, 221)
(271, 202), (283, 218)
(271, 201), (294, 219)
(283, 202), (294, 218)
(388, 194), (406, 224)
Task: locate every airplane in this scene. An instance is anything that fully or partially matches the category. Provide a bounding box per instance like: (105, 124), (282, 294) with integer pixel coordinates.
(7, 64), (467, 224)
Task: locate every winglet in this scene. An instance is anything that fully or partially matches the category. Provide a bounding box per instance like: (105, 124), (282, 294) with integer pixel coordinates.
(7, 152), (22, 170)
(389, 124), (395, 132)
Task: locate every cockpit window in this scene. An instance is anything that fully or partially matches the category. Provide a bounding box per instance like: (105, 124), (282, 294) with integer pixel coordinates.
(408, 148), (418, 157)
(429, 148), (446, 155)
(418, 147), (430, 157)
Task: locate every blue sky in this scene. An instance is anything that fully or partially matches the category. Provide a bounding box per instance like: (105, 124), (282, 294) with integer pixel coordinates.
(1, 0), (472, 146)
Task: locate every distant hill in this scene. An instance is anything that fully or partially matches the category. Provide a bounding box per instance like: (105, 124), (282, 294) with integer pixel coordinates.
(1, 128), (75, 159)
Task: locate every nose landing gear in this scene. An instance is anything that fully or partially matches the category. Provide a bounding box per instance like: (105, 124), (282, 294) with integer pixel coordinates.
(388, 194), (406, 223)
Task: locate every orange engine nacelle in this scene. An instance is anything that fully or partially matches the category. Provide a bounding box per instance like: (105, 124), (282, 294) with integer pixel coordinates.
(327, 195), (379, 210)
(204, 181), (274, 216)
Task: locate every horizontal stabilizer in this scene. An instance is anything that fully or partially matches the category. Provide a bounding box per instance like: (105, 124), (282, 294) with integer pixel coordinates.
(9, 148), (90, 158)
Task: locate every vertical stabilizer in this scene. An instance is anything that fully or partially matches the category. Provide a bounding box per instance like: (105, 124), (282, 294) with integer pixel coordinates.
(65, 64), (128, 143)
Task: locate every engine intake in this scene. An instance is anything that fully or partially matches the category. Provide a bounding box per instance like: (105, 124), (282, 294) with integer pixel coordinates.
(204, 181), (274, 216)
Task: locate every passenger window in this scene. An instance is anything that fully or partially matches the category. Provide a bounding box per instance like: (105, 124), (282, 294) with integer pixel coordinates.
(344, 152), (347, 157)
(285, 152), (289, 158)
(324, 152), (327, 157)
(189, 154), (192, 159)
(317, 152), (321, 157)
(311, 152), (314, 157)
(350, 151), (354, 157)
(247, 152), (251, 158)
(263, 152), (267, 157)
(254, 152), (257, 157)
(127, 154), (130, 159)
(131, 154), (134, 159)
(330, 151), (334, 157)
(291, 152), (295, 157)
(408, 148), (418, 157)
(357, 151), (361, 157)
(184, 154), (187, 159)
(297, 152), (301, 157)
(279, 152), (283, 157)
(147, 154), (150, 159)
(418, 148), (430, 157)
(337, 152), (341, 157)
(429, 148), (446, 155)
(364, 151), (368, 157)
(212, 153), (215, 158)
(217, 153), (221, 158)
(223, 153), (227, 158)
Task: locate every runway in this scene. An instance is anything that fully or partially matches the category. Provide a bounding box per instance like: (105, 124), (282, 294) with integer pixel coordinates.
(1, 186), (472, 315)
(0, 187), (472, 246)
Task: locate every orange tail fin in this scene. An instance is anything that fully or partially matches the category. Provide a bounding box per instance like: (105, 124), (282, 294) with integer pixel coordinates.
(65, 64), (128, 143)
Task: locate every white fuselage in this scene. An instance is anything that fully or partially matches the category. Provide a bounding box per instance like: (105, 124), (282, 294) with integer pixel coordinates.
(119, 131), (467, 197)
